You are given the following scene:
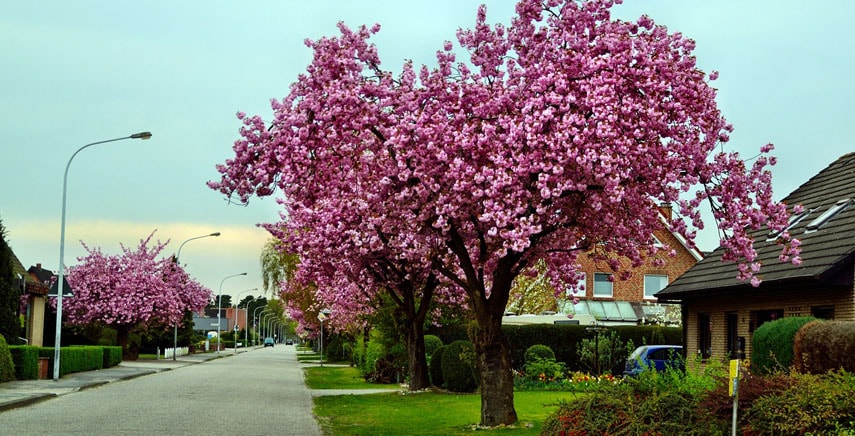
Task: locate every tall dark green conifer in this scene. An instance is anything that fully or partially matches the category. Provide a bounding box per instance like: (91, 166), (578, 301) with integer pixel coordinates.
(0, 218), (22, 344)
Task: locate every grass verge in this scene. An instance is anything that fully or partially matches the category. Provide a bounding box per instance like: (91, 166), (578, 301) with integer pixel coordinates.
(314, 390), (577, 435)
(304, 366), (399, 390)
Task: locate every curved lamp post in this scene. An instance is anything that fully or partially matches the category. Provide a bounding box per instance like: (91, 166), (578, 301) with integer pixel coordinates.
(54, 131), (152, 381)
(232, 288), (257, 353)
(217, 273), (246, 353)
(172, 232), (220, 360)
(244, 296), (263, 348)
(253, 306), (269, 346)
(260, 312), (273, 340)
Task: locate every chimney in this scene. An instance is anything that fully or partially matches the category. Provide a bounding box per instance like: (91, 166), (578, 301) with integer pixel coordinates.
(659, 203), (672, 219)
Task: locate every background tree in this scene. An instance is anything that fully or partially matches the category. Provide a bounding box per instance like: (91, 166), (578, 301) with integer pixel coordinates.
(260, 238), (299, 295)
(64, 232), (212, 359)
(0, 218), (21, 344)
(506, 260), (560, 315)
(210, 0), (799, 426)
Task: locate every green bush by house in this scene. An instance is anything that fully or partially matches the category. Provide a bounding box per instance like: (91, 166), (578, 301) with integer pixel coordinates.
(793, 320), (855, 374)
(752, 316), (815, 374)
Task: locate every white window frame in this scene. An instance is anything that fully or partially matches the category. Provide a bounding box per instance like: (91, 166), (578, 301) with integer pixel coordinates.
(644, 274), (669, 300)
(593, 273), (613, 298)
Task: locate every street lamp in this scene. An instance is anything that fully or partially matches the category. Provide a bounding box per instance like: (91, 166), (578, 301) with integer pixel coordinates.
(54, 131), (151, 381)
(217, 273), (246, 354)
(172, 232), (221, 360)
(253, 306), (268, 346)
(244, 296), (263, 349)
(232, 288), (257, 353)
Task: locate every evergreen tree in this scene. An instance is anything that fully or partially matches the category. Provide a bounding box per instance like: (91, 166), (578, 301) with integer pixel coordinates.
(0, 218), (22, 344)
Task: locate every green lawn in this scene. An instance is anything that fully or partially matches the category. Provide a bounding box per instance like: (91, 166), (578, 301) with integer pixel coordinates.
(305, 363), (576, 434)
(304, 366), (398, 390)
(313, 390), (576, 435)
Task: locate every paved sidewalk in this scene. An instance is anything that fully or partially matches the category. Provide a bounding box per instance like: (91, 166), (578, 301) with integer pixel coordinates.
(0, 352), (223, 412)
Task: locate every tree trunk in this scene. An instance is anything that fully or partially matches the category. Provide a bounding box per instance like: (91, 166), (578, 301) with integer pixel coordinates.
(471, 314), (517, 427)
(403, 317), (430, 390)
(115, 324), (139, 361)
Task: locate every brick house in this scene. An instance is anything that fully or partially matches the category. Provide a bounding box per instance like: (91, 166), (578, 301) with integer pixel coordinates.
(657, 153), (855, 361)
(559, 204), (704, 325)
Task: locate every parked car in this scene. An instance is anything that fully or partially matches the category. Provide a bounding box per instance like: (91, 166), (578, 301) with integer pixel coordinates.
(623, 345), (683, 376)
(264, 337), (275, 347)
(285, 339), (294, 345)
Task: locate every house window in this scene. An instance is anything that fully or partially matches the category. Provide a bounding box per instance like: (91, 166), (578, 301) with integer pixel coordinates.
(593, 273), (613, 298)
(805, 199), (852, 233)
(811, 306), (835, 320)
(698, 313), (712, 359)
(767, 208), (811, 240)
(754, 309), (784, 329)
(643, 275), (668, 300)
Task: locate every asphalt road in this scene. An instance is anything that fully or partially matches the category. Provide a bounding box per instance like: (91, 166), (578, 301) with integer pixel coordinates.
(0, 345), (321, 436)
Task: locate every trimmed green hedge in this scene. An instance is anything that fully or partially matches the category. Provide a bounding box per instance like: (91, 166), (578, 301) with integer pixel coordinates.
(430, 324), (681, 372)
(6, 345), (120, 380)
(8, 345), (39, 380)
(103, 346), (122, 368)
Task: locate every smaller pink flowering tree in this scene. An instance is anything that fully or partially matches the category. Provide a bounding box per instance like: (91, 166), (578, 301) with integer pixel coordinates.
(64, 232), (212, 359)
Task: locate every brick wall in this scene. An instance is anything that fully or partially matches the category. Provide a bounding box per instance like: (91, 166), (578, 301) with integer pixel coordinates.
(573, 227), (700, 303)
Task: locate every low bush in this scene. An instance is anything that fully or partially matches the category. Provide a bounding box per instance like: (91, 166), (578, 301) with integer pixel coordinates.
(540, 359), (855, 435)
(429, 345), (446, 387)
(423, 335), (442, 363)
(751, 316), (815, 374)
(743, 371), (855, 435)
(576, 328), (632, 375)
(441, 340), (477, 393)
(324, 334), (351, 363)
(793, 320), (855, 374)
(525, 344), (556, 364)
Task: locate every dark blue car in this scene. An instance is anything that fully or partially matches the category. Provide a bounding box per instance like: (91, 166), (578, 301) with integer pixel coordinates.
(623, 345), (683, 376)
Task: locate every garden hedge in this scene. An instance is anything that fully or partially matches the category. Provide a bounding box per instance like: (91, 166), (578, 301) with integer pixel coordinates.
(427, 324), (681, 372)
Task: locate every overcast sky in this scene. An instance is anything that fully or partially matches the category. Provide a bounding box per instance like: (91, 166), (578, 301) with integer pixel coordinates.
(1, 1), (853, 299)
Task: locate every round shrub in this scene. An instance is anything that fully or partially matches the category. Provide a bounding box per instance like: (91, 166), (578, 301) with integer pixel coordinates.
(423, 335), (443, 363)
(0, 334), (15, 382)
(441, 340), (478, 393)
(793, 320), (855, 374)
(429, 345), (447, 387)
(752, 316), (815, 374)
(524, 344), (556, 364)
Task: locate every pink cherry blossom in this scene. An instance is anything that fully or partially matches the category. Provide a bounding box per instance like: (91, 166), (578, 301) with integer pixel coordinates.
(209, 0), (797, 425)
(63, 231), (212, 333)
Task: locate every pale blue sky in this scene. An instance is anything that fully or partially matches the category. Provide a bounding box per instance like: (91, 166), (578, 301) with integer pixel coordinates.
(1, 1), (853, 296)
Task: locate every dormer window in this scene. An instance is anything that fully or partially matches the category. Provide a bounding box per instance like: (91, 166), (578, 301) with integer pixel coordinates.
(767, 208), (811, 240)
(805, 199), (852, 233)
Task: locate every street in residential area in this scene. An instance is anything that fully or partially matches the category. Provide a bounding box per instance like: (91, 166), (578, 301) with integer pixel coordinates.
(0, 346), (320, 436)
